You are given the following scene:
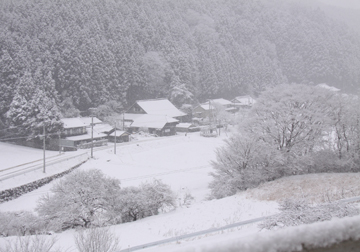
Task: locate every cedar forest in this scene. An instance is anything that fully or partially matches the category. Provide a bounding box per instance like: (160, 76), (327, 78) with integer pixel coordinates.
(0, 0), (360, 137)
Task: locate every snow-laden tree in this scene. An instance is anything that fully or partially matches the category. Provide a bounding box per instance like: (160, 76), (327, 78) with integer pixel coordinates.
(248, 84), (334, 155)
(36, 169), (121, 231)
(209, 134), (285, 199)
(168, 75), (194, 108)
(114, 179), (176, 222)
(0, 211), (44, 237)
(6, 71), (62, 138)
(325, 94), (360, 160)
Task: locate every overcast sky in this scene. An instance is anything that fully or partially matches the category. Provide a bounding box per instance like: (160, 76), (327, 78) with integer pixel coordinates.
(318, 0), (360, 9)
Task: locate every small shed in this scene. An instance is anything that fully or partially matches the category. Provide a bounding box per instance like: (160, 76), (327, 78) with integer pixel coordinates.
(108, 130), (131, 143)
(66, 131), (108, 149)
(176, 123), (200, 132)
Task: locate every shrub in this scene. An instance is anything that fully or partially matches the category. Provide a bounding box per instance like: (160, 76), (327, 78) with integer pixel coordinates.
(36, 169), (121, 231)
(0, 211), (46, 237)
(114, 179), (176, 222)
(74, 227), (119, 252)
(209, 134), (285, 199)
(259, 198), (359, 230)
(0, 235), (59, 252)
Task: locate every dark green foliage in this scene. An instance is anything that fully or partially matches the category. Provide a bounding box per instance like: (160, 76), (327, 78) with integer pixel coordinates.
(1, 0), (360, 134)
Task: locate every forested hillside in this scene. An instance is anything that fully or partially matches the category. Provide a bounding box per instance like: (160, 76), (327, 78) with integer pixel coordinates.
(1, 0), (360, 134)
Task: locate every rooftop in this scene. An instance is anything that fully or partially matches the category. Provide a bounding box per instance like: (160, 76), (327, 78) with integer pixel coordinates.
(135, 99), (186, 118)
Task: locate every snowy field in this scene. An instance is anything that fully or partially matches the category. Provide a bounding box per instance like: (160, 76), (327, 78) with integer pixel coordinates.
(0, 132), (280, 251)
(1, 132), (359, 252)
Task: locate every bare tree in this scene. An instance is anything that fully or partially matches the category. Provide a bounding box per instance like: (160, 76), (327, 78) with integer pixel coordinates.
(74, 227), (120, 252)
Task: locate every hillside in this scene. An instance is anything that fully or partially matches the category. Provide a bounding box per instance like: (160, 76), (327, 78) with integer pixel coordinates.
(1, 0), (360, 133)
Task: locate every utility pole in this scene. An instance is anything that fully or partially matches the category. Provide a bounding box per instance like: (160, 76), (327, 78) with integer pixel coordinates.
(91, 115), (94, 158)
(114, 121), (117, 155)
(43, 124), (46, 173)
(122, 111), (125, 130)
(58, 131), (61, 154)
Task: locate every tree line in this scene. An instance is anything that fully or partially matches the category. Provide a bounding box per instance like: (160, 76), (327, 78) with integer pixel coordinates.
(1, 0), (360, 137)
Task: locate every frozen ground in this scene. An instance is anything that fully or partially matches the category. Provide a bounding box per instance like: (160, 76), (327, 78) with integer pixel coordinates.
(1, 132), (359, 252)
(0, 132), (279, 251)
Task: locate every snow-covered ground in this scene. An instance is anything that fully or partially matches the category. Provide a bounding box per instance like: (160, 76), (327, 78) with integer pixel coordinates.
(1, 132), (359, 252)
(0, 132), (280, 251)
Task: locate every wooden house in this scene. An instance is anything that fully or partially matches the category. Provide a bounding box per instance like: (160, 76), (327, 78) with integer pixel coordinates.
(231, 95), (256, 109)
(108, 130), (131, 143)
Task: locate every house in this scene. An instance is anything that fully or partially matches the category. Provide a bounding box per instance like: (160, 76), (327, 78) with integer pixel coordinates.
(176, 123), (200, 133)
(231, 95), (256, 109)
(108, 130), (131, 143)
(193, 98), (234, 119)
(65, 131), (107, 149)
(127, 98), (187, 121)
(61, 118), (87, 137)
(59, 117), (108, 150)
(192, 103), (215, 120)
(126, 114), (179, 136)
(125, 99), (185, 136)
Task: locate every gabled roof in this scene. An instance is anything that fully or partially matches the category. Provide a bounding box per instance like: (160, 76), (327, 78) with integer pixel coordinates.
(196, 104), (215, 111)
(232, 95), (256, 106)
(129, 114), (179, 129)
(79, 117), (102, 125)
(66, 131), (107, 141)
(135, 99), (186, 118)
(109, 130), (130, 137)
(61, 118), (87, 129)
(207, 98), (232, 106)
(176, 123), (195, 128)
(93, 123), (113, 134)
(316, 83), (340, 92)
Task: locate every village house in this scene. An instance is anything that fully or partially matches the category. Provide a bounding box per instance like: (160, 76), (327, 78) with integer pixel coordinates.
(59, 117), (108, 150)
(125, 99), (186, 136)
(231, 95), (256, 109)
(108, 130), (131, 143)
(193, 98), (234, 120)
(175, 123), (200, 133)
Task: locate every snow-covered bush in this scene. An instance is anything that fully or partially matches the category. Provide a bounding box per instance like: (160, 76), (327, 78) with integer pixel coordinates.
(209, 134), (285, 199)
(140, 179), (176, 214)
(114, 180), (176, 222)
(0, 235), (59, 252)
(36, 169), (121, 231)
(0, 211), (46, 237)
(74, 227), (119, 252)
(259, 198), (359, 230)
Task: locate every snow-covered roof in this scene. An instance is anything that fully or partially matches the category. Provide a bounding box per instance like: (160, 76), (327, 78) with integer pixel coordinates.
(66, 131), (107, 141)
(124, 113), (145, 121)
(316, 83), (340, 92)
(176, 123), (195, 128)
(61, 117), (104, 129)
(109, 130), (129, 137)
(197, 104), (215, 111)
(129, 114), (179, 129)
(61, 118), (87, 129)
(135, 99), (186, 118)
(93, 123), (113, 133)
(207, 98), (232, 106)
(232, 95), (256, 106)
(79, 117), (102, 125)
